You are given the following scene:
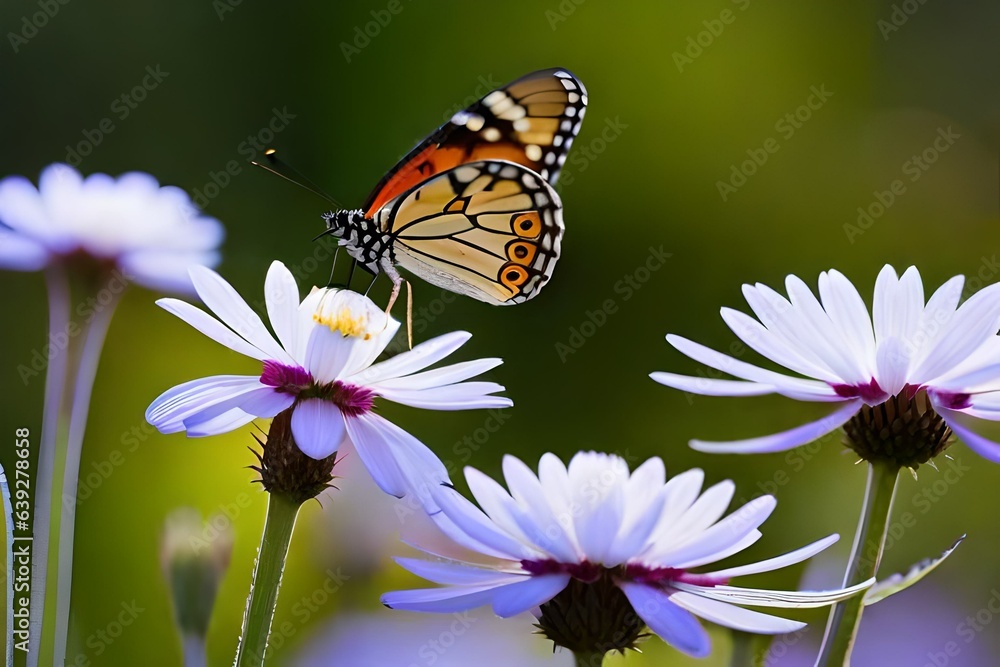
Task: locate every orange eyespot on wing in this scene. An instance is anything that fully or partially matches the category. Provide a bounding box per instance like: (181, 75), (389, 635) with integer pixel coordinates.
(374, 160), (564, 305)
(362, 68), (587, 218)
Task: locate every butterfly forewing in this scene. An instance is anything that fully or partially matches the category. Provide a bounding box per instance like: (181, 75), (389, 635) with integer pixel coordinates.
(362, 68), (587, 217)
(376, 160), (563, 305)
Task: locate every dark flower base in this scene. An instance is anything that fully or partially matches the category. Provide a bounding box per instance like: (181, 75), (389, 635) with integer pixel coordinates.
(252, 409), (337, 503)
(843, 390), (953, 469)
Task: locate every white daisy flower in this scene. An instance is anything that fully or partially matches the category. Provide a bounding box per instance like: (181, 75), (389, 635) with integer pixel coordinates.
(0, 163), (223, 293)
(652, 265), (1000, 466)
(382, 452), (870, 659)
(146, 260), (512, 497)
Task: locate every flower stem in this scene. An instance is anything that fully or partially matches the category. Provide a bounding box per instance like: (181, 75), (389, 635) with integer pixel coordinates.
(573, 650), (605, 667)
(815, 460), (899, 666)
(51, 290), (119, 666)
(28, 267), (120, 667)
(234, 492), (303, 667)
(27, 267), (71, 667)
(730, 631), (766, 667)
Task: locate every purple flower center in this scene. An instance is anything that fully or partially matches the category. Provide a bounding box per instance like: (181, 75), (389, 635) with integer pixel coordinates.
(520, 559), (728, 588)
(832, 378), (888, 404)
(261, 361), (314, 393)
(260, 361), (376, 416)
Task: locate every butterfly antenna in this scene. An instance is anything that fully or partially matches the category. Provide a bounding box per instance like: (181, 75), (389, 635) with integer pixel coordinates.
(251, 149), (343, 207)
(346, 258), (358, 290)
(326, 247), (341, 287)
(405, 279), (413, 350)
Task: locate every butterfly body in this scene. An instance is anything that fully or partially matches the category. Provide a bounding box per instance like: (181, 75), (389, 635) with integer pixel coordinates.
(322, 68), (587, 307)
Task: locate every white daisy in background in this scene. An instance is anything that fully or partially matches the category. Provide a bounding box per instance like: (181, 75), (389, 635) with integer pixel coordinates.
(0, 162), (222, 292)
(146, 260), (511, 497)
(652, 265), (1000, 466)
(382, 452), (871, 659)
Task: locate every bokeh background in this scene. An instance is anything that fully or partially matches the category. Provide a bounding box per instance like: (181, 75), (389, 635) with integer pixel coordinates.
(2, 0), (998, 664)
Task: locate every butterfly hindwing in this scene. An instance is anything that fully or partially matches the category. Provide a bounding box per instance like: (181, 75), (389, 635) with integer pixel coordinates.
(374, 160), (563, 305)
(362, 68), (587, 217)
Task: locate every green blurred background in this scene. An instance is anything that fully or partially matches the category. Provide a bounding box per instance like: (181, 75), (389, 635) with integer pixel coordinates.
(2, 0), (998, 664)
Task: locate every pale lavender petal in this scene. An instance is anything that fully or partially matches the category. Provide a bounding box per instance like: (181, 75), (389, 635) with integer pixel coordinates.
(491, 574), (570, 618)
(649, 371), (777, 397)
(939, 410), (1000, 463)
(0, 231), (49, 270)
(393, 557), (524, 586)
(690, 400), (861, 454)
(381, 584), (505, 613)
(618, 582), (710, 658)
(375, 382), (512, 411)
(291, 399), (345, 459)
(370, 358), (503, 391)
(669, 591), (804, 634)
(356, 331), (473, 385)
(700, 534), (839, 579)
(146, 375), (264, 433)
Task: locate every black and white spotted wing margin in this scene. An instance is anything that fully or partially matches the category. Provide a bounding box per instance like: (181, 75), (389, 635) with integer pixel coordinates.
(374, 160), (564, 305)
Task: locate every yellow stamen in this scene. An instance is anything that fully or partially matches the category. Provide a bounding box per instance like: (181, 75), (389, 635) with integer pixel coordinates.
(313, 306), (372, 340)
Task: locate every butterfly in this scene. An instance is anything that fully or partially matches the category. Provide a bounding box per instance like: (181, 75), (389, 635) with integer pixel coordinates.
(321, 68), (587, 308)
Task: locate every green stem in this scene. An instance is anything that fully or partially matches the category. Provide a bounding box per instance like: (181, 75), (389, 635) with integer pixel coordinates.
(234, 492), (302, 667)
(730, 631), (766, 667)
(815, 461), (899, 666)
(573, 651), (605, 667)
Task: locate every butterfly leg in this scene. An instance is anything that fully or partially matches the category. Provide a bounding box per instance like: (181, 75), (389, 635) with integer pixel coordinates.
(382, 262), (404, 317)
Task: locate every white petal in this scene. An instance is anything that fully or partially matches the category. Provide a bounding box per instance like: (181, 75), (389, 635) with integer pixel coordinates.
(344, 414), (410, 498)
(911, 283), (1000, 383)
(347, 412), (449, 503)
(0, 231), (49, 270)
(666, 335), (840, 400)
(156, 298), (268, 360)
(464, 467), (537, 546)
(669, 591), (804, 634)
(721, 306), (839, 382)
(910, 275), (964, 371)
(501, 455), (581, 561)
(872, 264), (899, 345)
(491, 574), (570, 618)
(677, 578), (873, 609)
(701, 534), (840, 579)
(381, 583), (506, 613)
(433, 484), (542, 561)
(649, 371), (777, 397)
(658, 480), (735, 547)
(690, 400), (861, 454)
(817, 269), (875, 370)
(654, 496), (775, 568)
(393, 557), (523, 586)
(303, 324), (354, 384)
(375, 382), (512, 411)
(371, 358), (503, 391)
(264, 261), (302, 357)
(874, 336), (910, 398)
(189, 265), (294, 364)
(146, 375), (265, 432)
(291, 399), (345, 459)
(355, 331), (473, 385)
(783, 275), (868, 383)
(618, 583), (710, 658)
(606, 487), (667, 566)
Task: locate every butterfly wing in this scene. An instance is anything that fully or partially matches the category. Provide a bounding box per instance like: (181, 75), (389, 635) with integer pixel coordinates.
(374, 160), (563, 305)
(362, 68), (587, 218)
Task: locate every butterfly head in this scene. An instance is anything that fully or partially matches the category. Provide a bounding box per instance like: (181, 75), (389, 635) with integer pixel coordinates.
(321, 209), (366, 239)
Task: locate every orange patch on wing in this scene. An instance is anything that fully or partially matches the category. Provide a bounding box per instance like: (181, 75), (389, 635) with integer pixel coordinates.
(512, 212), (542, 238)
